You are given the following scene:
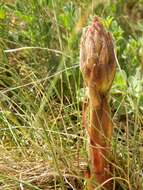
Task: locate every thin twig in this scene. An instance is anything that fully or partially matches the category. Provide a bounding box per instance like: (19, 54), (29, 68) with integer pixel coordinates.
(4, 47), (71, 58)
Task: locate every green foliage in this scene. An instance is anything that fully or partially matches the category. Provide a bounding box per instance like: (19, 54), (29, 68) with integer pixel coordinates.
(0, 0), (143, 189)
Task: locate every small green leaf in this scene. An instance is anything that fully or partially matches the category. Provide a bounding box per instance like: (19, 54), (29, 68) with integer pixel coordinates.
(113, 70), (127, 91)
(0, 9), (6, 19)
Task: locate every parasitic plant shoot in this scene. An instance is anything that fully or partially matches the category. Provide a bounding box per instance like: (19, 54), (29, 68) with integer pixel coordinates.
(80, 16), (116, 189)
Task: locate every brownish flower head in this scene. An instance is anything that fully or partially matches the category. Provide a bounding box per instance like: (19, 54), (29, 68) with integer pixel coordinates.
(80, 16), (116, 94)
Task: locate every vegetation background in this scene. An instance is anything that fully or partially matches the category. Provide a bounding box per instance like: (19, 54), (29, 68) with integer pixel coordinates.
(0, 0), (143, 189)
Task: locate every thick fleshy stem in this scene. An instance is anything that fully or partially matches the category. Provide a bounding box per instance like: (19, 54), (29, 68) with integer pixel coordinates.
(80, 16), (116, 189)
(88, 95), (113, 189)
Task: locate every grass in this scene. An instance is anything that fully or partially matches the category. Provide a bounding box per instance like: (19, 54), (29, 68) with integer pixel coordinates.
(0, 0), (143, 189)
